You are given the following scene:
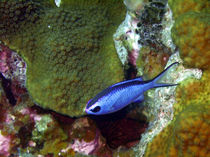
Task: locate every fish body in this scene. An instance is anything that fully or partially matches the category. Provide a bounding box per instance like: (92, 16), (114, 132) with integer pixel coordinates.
(85, 62), (178, 115)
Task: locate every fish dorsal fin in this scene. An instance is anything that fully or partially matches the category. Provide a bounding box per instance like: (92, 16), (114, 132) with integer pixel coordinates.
(133, 76), (143, 81)
(110, 76), (143, 88)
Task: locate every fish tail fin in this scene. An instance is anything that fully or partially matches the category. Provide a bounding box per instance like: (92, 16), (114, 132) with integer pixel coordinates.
(151, 62), (179, 88)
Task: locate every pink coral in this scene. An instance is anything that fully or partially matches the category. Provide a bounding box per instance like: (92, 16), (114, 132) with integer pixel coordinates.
(0, 133), (11, 157)
(69, 117), (112, 156)
(128, 49), (139, 66)
(20, 107), (42, 122)
(71, 130), (102, 155)
(0, 49), (9, 73)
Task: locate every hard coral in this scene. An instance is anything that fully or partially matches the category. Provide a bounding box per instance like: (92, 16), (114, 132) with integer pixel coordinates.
(0, 44), (27, 101)
(168, 0), (210, 19)
(0, 0), (126, 117)
(171, 12), (210, 70)
(169, 104), (209, 157)
(174, 71), (210, 117)
(37, 116), (69, 156)
(144, 69), (209, 157)
(169, 0), (210, 70)
(0, 131), (11, 157)
(144, 104), (210, 157)
(136, 46), (169, 79)
(69, 117), (112, 157)
(136, 0), (169, 51)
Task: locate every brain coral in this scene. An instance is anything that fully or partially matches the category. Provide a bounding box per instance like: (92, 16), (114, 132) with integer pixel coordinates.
(0, 0), (126, 116)
(144, 103), (210, 157)
(169, 0), (210, 70)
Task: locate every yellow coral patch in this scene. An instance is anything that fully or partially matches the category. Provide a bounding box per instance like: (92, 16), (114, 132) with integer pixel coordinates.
(171, 12), (210, 70)
(174, 71), (210, 117)
(145, 104), (210, 157)
(168, 0), (210, 19)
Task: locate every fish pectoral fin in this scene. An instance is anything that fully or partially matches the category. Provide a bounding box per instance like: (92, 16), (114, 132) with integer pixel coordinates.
(132, 94), (144, 103)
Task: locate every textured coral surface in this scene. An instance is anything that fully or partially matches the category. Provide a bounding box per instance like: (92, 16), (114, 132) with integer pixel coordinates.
(0, 40), (149, 156)
(136, 46), (169, 79)
(168, 0), (210, 19)
(171, 12), (210, 70)
(139, 1), (210, 157)
(0, 0), (125, 117)
(1, 0), (209, 156)
(174, 71), (210, 117)
(169, 0), (210, 70)
(144, 103), (210, 157)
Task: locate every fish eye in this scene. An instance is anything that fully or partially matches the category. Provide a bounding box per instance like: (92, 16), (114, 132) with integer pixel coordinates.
(91, 106), (101, 113)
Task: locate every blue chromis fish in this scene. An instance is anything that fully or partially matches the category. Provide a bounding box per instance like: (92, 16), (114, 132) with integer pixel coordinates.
(85, 62), (179, 115)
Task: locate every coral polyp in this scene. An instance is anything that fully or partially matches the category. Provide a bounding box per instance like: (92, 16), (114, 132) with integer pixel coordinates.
(169, 0), (210, 70)
(0, 0), (126, 117)
(171, 12), (210, 70)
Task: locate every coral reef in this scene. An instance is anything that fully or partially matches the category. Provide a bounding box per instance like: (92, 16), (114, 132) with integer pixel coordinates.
(136, 46), (169, 79)
(174, 71), (210, 117)
(136, 0), (170, 51)
(113, 148), (136, 157)
(0, 0), (209, 156)
(169, 0), (210, 70)
(171, 12), (210, 70)
(0, 42), (148, 156)
(0, 0), (125, 117)
(114, 0), (173, 78)
(69, 117), (112, 157)
(140, 1), (210, 156)
(0, 81), (105, 156)
(168, 0), (210, 19)
(144, 103), (209, 157)
(0, 130), (12, 157)
(143, 69), (208, 157)
(0, 44), (26, 101)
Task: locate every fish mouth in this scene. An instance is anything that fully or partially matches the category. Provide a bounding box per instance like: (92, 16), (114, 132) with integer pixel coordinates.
(85, 102), (90, 114)
(85, 108), (89, 114)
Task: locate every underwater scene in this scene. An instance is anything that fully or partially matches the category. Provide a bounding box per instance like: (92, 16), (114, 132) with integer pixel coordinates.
(0, 0), (209, 156)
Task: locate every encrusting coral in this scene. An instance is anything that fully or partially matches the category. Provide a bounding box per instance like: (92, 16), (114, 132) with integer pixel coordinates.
(1, 0), (209, 156)
(143, 54), (209, 157)
(136, 46), (170, 80)
(144, 63), (208, 156)
(168, 0), (210, 19)
(0, 0), (126, 117)
(171, 12), (210, 70)
(174, 71), (210, 117)
(144, 103), (210, 157)
(169, 0), (210, 70)
(131, 0), (210, 156)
